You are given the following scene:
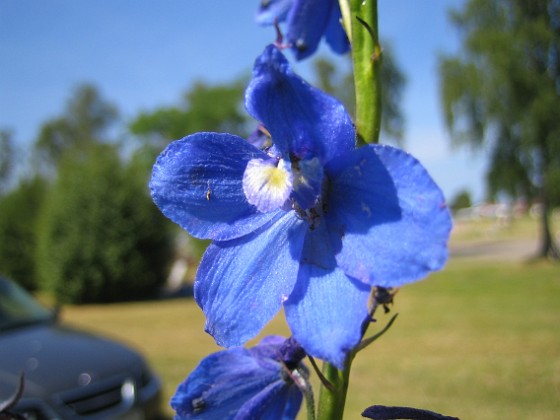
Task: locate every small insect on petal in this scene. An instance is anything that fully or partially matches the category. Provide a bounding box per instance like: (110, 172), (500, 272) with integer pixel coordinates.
(243, 158), (293, 213)
(206, 181), (212, 201)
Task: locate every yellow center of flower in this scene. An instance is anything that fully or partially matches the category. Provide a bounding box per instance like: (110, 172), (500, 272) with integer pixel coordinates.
(262, 165), (290, 189)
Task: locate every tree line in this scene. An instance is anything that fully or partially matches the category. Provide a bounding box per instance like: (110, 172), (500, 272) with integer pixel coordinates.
(0, 50), (407, 304)
(2, 6), (557, 304)
(0, 76), (255, 303)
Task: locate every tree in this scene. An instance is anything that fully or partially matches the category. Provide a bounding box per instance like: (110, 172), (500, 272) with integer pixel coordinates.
(0, 177), (47, 290)
(439, 0), (560, 258)
(34, 84), (119, 173)
(129, 79), (248, 154)
(0, 129), (14, 194)
(36, 144), (173, 304)
(313, 44), (406, 145)
(450, 189), (473, 212)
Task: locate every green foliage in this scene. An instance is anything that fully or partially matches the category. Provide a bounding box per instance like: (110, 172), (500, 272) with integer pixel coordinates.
(129, 80), (248, 151)
(0, 177), (47, 291)
(450, 189), (473, 211)
(546, 164), (560, 205)
(440, 0), (560, 194)
(486, 127), (534, 200)
(439, 0), (560, 257)
(129, 108), (190, 146)
(0, 129), (14, 193)
(186, 81), (247, 133)
(36, 144), (173, 304)
(34, 84), (119, 173)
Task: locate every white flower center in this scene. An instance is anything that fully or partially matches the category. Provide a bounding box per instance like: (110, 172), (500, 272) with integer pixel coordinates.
(242, 158), (293, 213)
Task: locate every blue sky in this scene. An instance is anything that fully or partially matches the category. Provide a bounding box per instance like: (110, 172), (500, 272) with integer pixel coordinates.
(0, 0), (486, 202)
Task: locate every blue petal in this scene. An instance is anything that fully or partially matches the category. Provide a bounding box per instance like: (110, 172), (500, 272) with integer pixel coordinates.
(256, 0), (293, 25)
(324, 2), (350, 54)
(245, 45), (355, 163)
(195, 211), (308, 347)
(253, 335), (286, 348)
(300, 220), (337, 270)
(235, 381), (302, 420)
(248, 335), (287, 360)
(327, 144), (452, 287)
(285, 0), (332, 60)
(280, 387), (305, 420)
(284, 265), (370, 369)
(150, 133), (278, 241)
(171, 347), (281, 419)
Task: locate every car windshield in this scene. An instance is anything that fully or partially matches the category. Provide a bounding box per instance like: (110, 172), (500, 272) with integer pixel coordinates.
(0, 278), (53, 332)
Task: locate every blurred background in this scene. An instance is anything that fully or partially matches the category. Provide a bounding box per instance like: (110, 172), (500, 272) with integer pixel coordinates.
(1, 0), (558, 418)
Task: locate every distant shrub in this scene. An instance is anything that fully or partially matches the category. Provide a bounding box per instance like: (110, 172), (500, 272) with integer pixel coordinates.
(450, 189), (473, 212)
(36, 144), (173, 304)
(0, 177), (47, 291)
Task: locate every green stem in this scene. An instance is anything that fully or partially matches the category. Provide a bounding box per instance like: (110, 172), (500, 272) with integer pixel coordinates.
(316, 357), (353, 419)
(305, 386), (316, 420)
(344, 0), (382, 144)
(313, 3), (382, 419)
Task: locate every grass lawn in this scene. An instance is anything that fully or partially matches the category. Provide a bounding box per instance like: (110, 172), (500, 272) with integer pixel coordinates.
(63, 218), (560, 419)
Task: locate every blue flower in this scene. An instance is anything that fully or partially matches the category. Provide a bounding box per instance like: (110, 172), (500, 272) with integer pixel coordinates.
(171, 336), (307, 419)
(256, 0), (350, 60)
(150, 45), (452, 368)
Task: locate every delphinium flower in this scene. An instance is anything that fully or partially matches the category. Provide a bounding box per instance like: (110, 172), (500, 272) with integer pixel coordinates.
(256, 0), (349, 60)
(150, 45), (452, 368)
(171, 336), (308, 419)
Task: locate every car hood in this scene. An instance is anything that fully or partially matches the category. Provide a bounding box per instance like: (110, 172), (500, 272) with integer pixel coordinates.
(0, 321), (146, 399)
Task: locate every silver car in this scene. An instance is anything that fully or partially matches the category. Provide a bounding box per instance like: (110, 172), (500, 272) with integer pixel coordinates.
(0, 277), (162, 419)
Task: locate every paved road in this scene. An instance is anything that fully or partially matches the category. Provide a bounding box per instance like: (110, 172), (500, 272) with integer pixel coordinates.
(449, 238), (540, 261)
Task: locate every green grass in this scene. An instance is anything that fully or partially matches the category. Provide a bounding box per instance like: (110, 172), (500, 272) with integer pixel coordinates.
(346, 260), (560, 419)
(62, 217), (560, 419)
(63, 260), (560, 419)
